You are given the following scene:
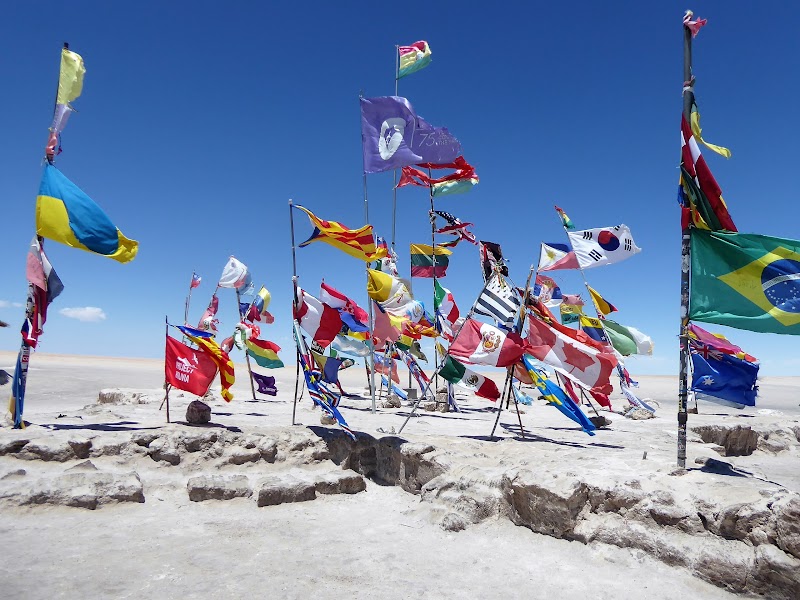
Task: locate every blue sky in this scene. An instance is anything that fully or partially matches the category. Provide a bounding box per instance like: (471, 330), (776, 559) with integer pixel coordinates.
(2, 1), (800, 376)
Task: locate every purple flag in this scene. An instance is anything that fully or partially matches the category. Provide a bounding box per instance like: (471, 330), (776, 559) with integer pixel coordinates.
(361, 96), (423, 174)
(411, 116), (462, 165)
(252, 372), (277, 396)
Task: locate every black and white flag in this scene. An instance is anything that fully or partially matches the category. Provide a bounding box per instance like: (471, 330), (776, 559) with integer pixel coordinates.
(473, 275), (521, 326)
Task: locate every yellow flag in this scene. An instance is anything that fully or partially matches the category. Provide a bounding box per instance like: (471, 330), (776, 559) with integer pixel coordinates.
(57, 48), (86, 105)
(690, 106), (731, 159)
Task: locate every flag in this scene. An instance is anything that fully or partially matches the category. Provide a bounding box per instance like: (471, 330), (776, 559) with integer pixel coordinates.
(690, 344), (758, 408)
(252, 372), (277, 396)
(398, 41), (432, 78)
(361, 96), (423, 173)
(588, 286), (617, 316)
(411, 116), (462, 166)
(294, 205), (386, 262)
(245, 338), (284, 368)
(479, 241), (508, 282)
(311, 351), (344, 384)
(190, 273), (202, 289)
(579, 315), (611, 345)
(533, 275), (563, 308)
(410, 340), (428, 363)
(690, 230), (800, 335)
(433, 210), (478, 245)
(371, 354), (400, 384)
(218, 256), (251, 289)
(46, 48), (85, 159)
(177, 324), (215, 339)
(371, 300), (401, 345)
(567, 224), (641, 269)
(165, 336), (218, 396)
(197, 294), (219, 333)
(690, 103), (731, 159)
(182, 331), (236, 402)
(434, 279), (460, 324)
(439, 356), (500, 401)
(320, 282), (369, 332)
(245, 286), (271, 321)
(294, 288), (343, 348)
(559, 302), (584, 324)
(35, 164), (138, 263)
(366, 269), (425, 323)
(555, 206), (575, 230)
(398, 158), (478, 197)
(683, 10), (707, 37)
(603, 320), (654, 356)
(680, 114), (736, 232)
(374, 236), (399, 276)
(24, 237), (64, 347)
(538, 242), (579, 272)
(526, 315), (617, 394)
(410, 243), (452, 278)
(687, 323), (756, 362)
(8, 348), (30, 428)
(520, 355), (596, 436)
(449, 319), (527, 367)
(331, 335), (371, 357)
(473, 275), (521, 326)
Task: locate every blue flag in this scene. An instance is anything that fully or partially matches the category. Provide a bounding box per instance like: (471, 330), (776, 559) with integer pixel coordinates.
(691, 345), (758, 407)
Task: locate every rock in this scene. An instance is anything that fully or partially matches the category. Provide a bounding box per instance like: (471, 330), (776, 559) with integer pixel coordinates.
(2, 471), (144, 509)
(228, 447), (261, 465)
(0, 439), (29, 455)
(98, 388), (154, 405)
(187, 475), (251, 502)
(692, 425), (759, 456)
(17, 439), (92, 462)
(626, 408), (655, 420)
(320, 413), (337, 425)
(147, 438), (180, 466)
(774, 494), (800, 560)
(440, 512), (468, 532)
(750, 544), (800, 600)
(382, 394), (402, 408)
(186, 400), (211, 424)
(67, 459), (98, 472)
(314, 471), (366, 495)
(507, 471), (588, 538)
(256, 475), (316, 507)
(258, 438), (278, 462)
(422, 401), (437, 412)
(1, 469), (26, 480)
(435, 402), (450, 413)
(589, 415), (611, 428)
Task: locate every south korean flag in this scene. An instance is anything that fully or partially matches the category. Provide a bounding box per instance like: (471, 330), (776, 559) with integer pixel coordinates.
(567, 224), (641, 270)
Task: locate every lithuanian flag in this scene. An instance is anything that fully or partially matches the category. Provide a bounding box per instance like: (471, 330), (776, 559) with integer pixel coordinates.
(410, 243), (451, 278)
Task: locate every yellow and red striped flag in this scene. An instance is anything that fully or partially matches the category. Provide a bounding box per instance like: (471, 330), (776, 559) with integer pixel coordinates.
(295, 205), (387, 262)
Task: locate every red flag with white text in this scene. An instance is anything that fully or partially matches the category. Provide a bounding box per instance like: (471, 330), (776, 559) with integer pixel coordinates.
(165, 336), (218, 396)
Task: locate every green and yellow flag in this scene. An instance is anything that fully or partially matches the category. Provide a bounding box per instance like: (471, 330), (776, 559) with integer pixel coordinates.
(691, 230), (800, 335)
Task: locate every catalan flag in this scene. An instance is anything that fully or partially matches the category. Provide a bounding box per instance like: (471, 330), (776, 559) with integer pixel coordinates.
(588, 286), (618, 316)
(294, 205), (387, 262)
(245, 338), (284, 369)
(398, 41), (432, 79)
(35, 164), (139, 263)
(183, 331), (235, 402)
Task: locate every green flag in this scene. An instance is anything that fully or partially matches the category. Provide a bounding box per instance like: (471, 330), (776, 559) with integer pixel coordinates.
(690, 230), (800, 335)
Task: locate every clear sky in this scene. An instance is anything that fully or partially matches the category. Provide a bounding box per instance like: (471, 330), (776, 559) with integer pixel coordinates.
(2, 1), (800, 376)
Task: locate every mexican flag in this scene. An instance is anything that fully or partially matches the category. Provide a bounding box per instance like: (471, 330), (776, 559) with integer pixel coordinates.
(439, 356), (500, 401)
(434, 279), (459, 323)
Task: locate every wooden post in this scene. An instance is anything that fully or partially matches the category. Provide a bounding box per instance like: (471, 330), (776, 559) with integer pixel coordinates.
(678, 11), (695, 468)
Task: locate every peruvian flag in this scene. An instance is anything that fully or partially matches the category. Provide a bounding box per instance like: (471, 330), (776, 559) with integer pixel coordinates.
(165, 336), (218, 396)
(449, 319), (527, 368)
(294, 288), (343, 348)
(526, 315), (617, 395)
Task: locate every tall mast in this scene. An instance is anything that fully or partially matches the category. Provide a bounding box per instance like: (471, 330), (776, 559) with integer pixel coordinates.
(677, 11), (695, 469)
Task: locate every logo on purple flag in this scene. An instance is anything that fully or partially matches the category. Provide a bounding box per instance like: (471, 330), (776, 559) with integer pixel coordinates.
(252, 372), (277, 396)
(361, 96), (461, 174)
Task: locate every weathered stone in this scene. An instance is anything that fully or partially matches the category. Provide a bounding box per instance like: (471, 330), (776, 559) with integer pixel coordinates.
(258, 438), (278, 462)
(692, 425), (759, 456)
(147, 438), (180, 466)
(176, 431), (219, 453)
(506, 471), (588, 538)
(98, 388), (154, 405)
(320, 413), (337, 425)
(187, 475), (251, 502)
(626, 408), (655, 420)
(382, 394), (402, 408)
(67, 459), (98, 472)
(440, 512), (468, 532)
(773, 494), (800, 560)
(17, 440), (91, 462)
(1, 469), (26, 480)
(422, 401), (437, 412)
(750, 544), (800, 600)
(0, 439), (29, 455)
(186, 400), (211, 424)
(256, 475), (316, 507)
(314, 471), (366, 495)
(2, 471), (144, 509)
(228, 447), (261, 465)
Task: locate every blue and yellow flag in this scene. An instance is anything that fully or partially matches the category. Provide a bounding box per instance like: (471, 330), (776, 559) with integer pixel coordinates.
(35, 165), (138, 263)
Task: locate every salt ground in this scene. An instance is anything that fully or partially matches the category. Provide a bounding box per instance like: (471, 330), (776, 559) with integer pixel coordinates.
(1, 351), (799, 599)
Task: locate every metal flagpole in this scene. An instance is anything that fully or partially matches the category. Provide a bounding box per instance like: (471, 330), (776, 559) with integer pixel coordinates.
(428, 175), (441, 405)
(184, 270), (196, 325)
(678, 11), (696, 468)
(360, 92), (377, 415)
(163, 316), (171, 423)
(236, 287), (259, 401)
(289, 199), (302, 425)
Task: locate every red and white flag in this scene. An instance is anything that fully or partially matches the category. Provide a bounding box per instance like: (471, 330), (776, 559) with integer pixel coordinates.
(449, 319), (527, 368)
(526, 315), (617, 395)
(294, 288), (343, 348)
(165, 336), (218, 396)
(320, 281), (369, 330)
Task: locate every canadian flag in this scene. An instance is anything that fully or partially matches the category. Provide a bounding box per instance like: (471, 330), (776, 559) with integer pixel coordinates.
(526, 315), (617, 395)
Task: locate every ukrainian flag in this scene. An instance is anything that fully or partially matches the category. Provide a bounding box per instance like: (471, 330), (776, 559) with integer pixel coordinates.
(36, 164), (138, 263)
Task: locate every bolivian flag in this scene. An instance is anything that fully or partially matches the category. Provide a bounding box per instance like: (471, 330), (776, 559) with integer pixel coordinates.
(36, 165), (138, 263)
(245, 338), (284, 368)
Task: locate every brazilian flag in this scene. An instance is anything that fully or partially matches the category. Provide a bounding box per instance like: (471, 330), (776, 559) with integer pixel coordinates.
(691, 230), (800, 335)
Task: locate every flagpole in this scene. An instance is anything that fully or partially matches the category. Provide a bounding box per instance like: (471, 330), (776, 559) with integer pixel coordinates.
(236, 288), (259, 402)
(163, 316), (172, 423)
(289, 198), (301, 425)
(428, 174), (442, 405)
(677, 11), (695, 469)
(184, 270), (196, 326)
(360, 92), (377, 415)
(398, 277), (493, 434)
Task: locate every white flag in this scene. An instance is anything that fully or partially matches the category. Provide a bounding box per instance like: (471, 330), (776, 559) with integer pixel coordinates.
(567, 224), (641, 269)
(218, 256), (251, 289)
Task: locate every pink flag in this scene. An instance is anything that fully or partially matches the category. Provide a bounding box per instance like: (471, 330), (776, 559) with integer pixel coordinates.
(683, 11), (707, 38)
(526, 315), (617, 395)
